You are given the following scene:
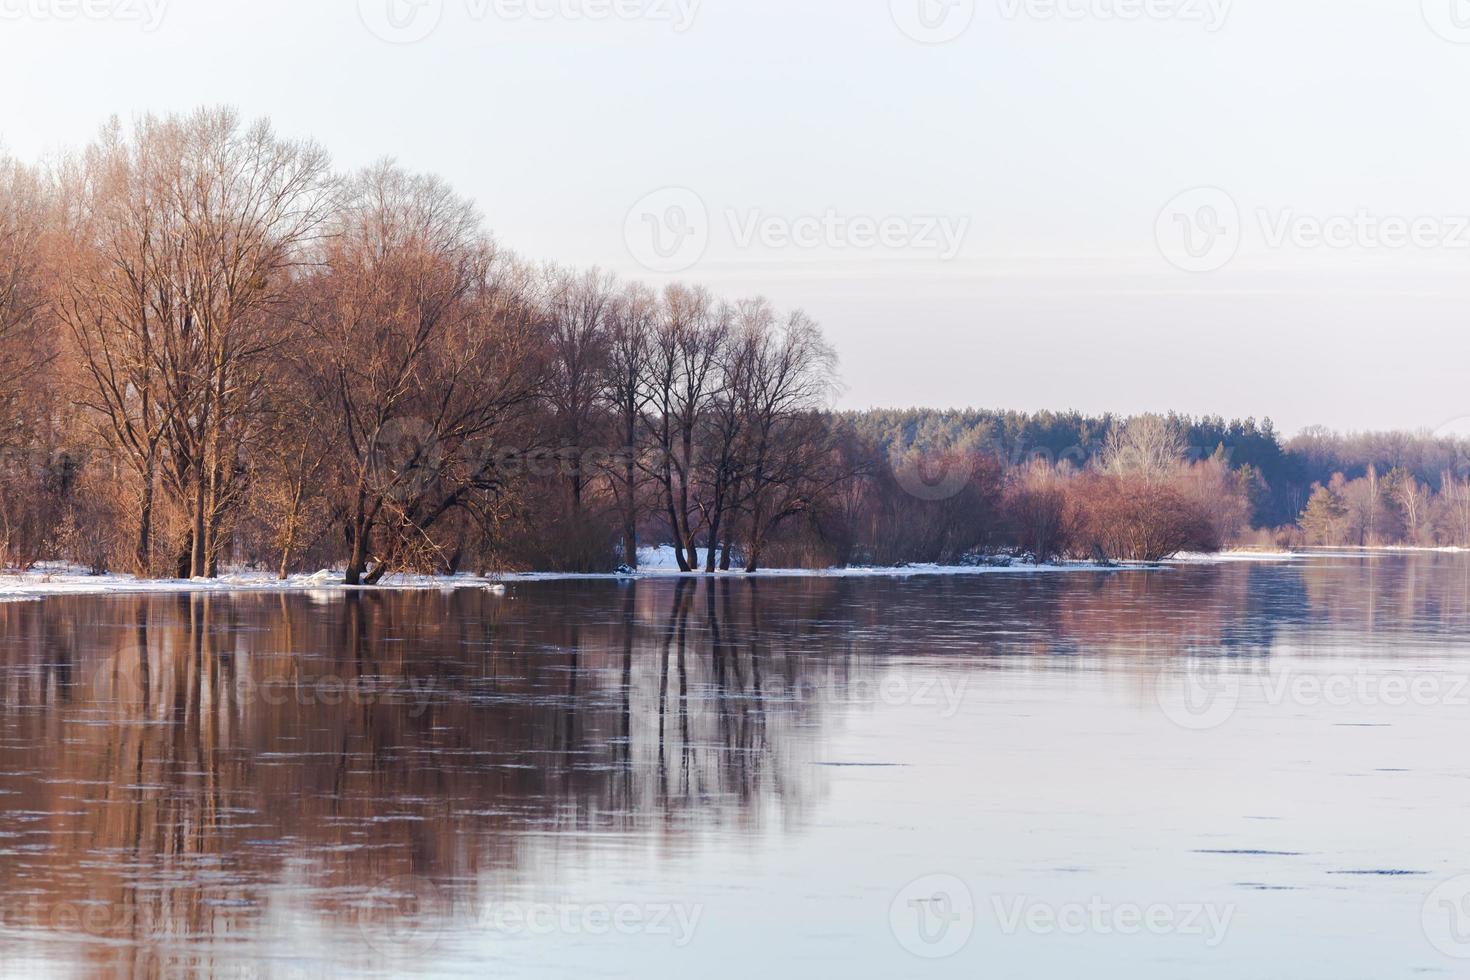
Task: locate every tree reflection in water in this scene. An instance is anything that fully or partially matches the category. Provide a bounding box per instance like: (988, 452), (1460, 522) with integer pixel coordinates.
(0, 555), (1467, 975)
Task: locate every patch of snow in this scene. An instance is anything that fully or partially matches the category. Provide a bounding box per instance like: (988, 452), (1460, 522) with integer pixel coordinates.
(1170, 550), (1304, 564)
(1, 545), (1327, 598)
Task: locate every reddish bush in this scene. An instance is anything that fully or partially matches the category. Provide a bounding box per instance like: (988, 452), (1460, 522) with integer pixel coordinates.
(859, 449), (1005, 566)
(1070, 473), (1219, 562)
(1002, 461), (1073, 563)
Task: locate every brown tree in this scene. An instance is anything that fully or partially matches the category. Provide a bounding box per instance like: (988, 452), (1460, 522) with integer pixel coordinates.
(303, 162), (545, 585)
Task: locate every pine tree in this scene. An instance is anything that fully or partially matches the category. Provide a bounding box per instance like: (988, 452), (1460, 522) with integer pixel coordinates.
(1298, 483), (1348, 546)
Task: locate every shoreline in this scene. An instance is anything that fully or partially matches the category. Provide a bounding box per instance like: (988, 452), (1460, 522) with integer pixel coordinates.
(0, 550), (1320, 601)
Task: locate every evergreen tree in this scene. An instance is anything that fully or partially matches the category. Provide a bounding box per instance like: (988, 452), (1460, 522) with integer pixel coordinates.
(1298, 483), (1348, 545)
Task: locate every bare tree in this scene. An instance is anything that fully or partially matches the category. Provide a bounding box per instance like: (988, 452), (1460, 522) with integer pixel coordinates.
(642, 284), (724, 572)
(731, 308), (837, 572)
(0, 156), (52, 434)
(599, 282), (657, 567)
(55, 109), (333, 577)
(52, 128), (172, 574)
(1441, 472), (1470, 547)
(304, 161), (544, 585)
(1100, 414), (1187, 483)
(542, 265), (614, 513)
(1389, 468), (1431, 547)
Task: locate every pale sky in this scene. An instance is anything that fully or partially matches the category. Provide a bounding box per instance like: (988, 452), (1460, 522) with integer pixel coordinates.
(3, 0), (1469, 435)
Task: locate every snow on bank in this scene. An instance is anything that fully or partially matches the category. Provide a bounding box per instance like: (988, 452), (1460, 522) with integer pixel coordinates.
(0, 546), (1319, 600)
(1168, 550), (1304, 564)
(0, 550), (1137, 600)
(0, 566), (480, 602)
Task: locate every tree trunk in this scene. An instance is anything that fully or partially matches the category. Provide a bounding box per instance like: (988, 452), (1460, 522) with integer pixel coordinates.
(136, 456), (155, 576)
(745, 501), (765, 573)
(622, 439), (639, 568)
(345, 510), (369, 586)
(190, 477), (207, 578)
(660, 463), (690, 573)
(704, 493), (723, 574)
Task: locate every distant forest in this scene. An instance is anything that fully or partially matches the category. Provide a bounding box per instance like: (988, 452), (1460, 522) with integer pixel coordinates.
(844, 409), (1470, 551)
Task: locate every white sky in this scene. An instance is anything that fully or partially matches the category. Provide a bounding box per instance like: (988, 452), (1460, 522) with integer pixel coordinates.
(3, 0), (1469, 436)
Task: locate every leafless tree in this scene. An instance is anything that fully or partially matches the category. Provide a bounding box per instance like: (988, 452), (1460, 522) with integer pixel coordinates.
(730, 308), (838, 572)
(1439, 473), (1470, 547)
(542, 265), (614, 513)
(304, 161), (545, 584)
(54, 109), (333, 576)
(0, 156), (52, 435)
(641, 284), (724, 572)
(1100, 413), (1187, 483)
(599, 282), (657, 567)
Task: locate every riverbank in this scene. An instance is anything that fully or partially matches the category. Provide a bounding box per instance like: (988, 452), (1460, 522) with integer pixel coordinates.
(0, 547), (1322, 600)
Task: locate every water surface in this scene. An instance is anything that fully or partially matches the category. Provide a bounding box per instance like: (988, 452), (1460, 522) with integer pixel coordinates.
(1, 553), (1468, 978)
